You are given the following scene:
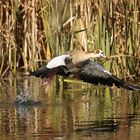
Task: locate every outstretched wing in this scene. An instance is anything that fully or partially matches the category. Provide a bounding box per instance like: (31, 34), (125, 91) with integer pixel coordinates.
(30, 65), (71, 78)
(79, 60), (140, 90)
(30, 67), (51, 78)
(30, 54), (71, 78)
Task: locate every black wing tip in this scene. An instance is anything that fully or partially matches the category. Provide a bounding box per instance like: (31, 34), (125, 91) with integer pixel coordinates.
(124, 84), (140, 91)
(29, 67), (50, 78)
(29, 70), (38, 77)
(109, 75), (140, 91)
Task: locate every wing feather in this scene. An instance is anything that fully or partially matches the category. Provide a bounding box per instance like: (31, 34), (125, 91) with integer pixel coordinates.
(79, 60), (136, 90)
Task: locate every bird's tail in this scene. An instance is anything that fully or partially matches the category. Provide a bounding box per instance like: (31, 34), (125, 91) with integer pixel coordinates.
(30, 67), (51, 78)
(112, 75), (140, 91)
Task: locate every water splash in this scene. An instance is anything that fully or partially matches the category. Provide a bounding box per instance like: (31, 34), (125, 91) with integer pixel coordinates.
(14, 88), (41, 106)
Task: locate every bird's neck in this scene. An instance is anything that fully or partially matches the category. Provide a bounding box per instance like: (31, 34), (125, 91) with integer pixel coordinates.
(87, 52), (100, 58)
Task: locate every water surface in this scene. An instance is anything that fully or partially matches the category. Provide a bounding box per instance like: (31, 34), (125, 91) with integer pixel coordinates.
(0, 74), (140, 140)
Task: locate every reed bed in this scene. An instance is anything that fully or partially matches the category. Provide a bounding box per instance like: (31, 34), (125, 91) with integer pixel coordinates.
(0, 0), (140, 79)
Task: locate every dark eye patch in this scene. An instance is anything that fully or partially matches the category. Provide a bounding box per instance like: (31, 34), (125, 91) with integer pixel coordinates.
(95, 49), (100, 54)
(65, 56), (72, 64)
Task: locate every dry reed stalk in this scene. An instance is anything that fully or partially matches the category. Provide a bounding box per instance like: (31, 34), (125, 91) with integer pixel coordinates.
(23, 1), (28, 71)
(0, 0), (139, 78)
(74, 1), (88, 51)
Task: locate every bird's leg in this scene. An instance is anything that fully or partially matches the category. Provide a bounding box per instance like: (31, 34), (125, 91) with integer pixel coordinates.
(43, 74), (54, 86)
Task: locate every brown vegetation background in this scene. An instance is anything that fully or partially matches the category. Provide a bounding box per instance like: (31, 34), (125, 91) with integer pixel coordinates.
(0, 0), (140, 79)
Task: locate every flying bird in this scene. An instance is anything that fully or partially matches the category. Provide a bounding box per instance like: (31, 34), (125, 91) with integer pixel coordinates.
(30, 49), (140, 91)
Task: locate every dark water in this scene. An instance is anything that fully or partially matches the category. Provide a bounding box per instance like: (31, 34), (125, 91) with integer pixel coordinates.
(0, 74), (140, 140)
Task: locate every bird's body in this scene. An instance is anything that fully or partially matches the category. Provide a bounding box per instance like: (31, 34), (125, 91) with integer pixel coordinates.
(67, 50), (90, 66)
(30, 50), (140, 91)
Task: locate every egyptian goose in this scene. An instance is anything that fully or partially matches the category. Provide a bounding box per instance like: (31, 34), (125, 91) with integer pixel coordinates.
(30, 49), (140, 91)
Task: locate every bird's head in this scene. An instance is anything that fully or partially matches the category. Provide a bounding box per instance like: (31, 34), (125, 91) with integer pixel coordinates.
(88, 49), (107, 59)
(94, 49), (107, 58)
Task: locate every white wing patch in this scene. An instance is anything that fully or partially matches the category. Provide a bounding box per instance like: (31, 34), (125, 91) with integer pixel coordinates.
(103, 70), (111, 75)
(46, 54), (70, 69)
